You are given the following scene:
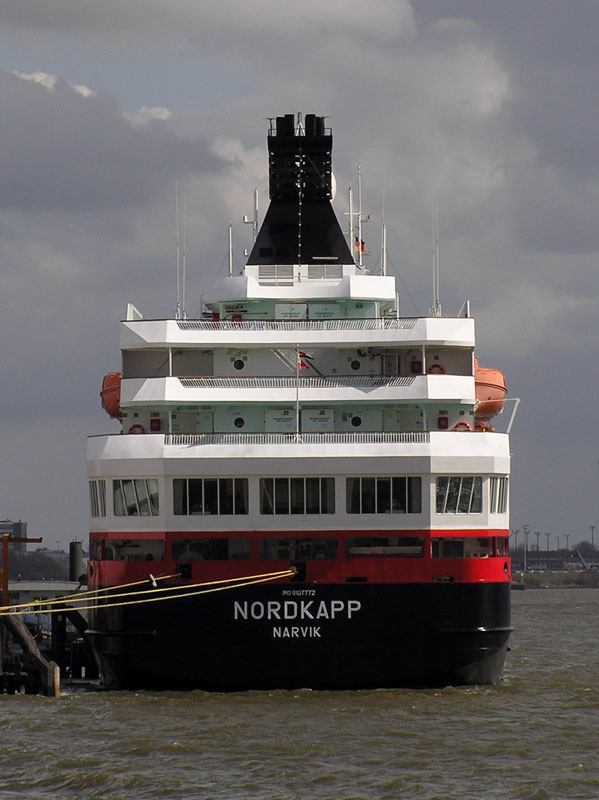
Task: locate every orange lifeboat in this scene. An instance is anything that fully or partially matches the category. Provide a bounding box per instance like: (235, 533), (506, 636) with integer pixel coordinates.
(474, 357), (506, 429)
(100, 371), (122, 420)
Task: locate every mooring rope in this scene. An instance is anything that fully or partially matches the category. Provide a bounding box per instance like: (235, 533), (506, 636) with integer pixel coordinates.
(0, 572), (179, 613)
(0, 569), (295, 617)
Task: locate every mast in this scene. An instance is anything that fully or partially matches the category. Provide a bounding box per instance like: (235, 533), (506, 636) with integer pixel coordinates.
(181, 192), (187, 319)
(243, 187), (259, 243)
(431, 188), (441, 317)
(357, 165), (363, 268)
(348, 186), (355, 264)
(175, 184), (181, 319)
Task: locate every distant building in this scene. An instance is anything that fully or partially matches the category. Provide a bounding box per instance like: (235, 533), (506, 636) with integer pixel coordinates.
(0, 519), (28, 555)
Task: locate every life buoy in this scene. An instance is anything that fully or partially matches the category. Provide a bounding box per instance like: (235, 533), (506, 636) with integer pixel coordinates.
(128, 424), (145, 434)
(454, 421), (471, 432)
(427, 363), (445, 374)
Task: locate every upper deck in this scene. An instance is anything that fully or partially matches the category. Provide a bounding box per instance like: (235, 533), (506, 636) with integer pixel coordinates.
(120, 314), (475, 350)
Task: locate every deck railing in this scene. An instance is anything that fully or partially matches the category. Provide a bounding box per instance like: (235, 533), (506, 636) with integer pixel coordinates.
(176, 318), (418, 332)
(179, 376), (416, 389)
(163, 432), (431, 446)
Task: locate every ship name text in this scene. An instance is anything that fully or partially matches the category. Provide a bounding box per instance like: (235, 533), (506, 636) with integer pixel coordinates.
(233, 599), (362, 621)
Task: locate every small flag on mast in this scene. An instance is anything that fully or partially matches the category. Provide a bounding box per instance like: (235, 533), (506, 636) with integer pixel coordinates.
(297, 349), (312, 370)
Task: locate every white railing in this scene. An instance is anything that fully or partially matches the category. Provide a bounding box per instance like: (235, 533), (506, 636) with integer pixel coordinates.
(179, 376), (416, 389)
(176, 318), (418, 331)
(164, 432), (431, 446)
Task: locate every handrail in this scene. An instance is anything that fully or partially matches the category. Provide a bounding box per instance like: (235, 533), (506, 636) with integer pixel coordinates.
(163, 432), (431, 446)
(179, 376), (417, 389)
(175, 318), (418, 331)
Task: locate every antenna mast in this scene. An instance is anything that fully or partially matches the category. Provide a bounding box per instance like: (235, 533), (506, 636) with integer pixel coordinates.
(181, 192), (187, 319)
(175, 184), (181, 319)
(243, 187), (259, 243)
(432, 188), (441, 317)
(348, 186), (355, 262)
(357, 165), (363, 267)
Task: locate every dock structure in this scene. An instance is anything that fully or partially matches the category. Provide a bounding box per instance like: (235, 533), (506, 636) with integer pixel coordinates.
(1, 533), (60, 695)
(1, 535), (97, 695)
(1, 613), (60, 696)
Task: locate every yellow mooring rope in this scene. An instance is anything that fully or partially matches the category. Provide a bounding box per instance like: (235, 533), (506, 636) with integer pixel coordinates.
(0, 572), (180, 613)
(0, 569), (295, 617)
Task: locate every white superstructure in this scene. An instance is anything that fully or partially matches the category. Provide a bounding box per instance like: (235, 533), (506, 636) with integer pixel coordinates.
(88, 260), (510, 540)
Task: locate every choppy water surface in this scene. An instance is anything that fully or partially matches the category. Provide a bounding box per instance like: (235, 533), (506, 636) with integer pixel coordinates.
(1, 589), (599, 800)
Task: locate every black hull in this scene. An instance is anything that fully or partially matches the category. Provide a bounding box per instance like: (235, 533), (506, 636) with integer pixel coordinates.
(87, 582), (511, 691)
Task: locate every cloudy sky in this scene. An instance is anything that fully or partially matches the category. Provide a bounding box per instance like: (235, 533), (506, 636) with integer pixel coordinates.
(1, 0), (597, 551)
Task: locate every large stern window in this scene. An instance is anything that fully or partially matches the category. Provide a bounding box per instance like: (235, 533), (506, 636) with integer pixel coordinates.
(435, 476), (482, 514)
(113, 479), (159, 516)
(346, 477), (421, 514)
(173, 478), (248, 516)
(260, 478), (335, 515)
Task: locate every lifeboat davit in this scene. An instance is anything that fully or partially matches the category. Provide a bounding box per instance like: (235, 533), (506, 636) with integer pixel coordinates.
(100, 371), (122, 420)
(474, 357), (506, 430)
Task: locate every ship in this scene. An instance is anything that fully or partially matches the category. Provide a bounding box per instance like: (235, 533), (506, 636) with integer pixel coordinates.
(86, 113), (513, 690)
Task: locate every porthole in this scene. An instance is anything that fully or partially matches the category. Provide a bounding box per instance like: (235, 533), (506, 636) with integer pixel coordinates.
(234, 417), (245, 428)
(350, 360), (361, 371)
(351, 416), (362, 427)
(233, 359), (245, 371)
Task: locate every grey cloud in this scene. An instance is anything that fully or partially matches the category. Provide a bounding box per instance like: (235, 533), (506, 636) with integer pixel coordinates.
(0, 71), (220, 213)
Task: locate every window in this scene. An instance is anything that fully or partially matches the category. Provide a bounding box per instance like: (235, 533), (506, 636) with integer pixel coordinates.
(432, 537), (494, 559)
(102, 539), (164, 561)
(173, 478), (248, 516)
(432, 538), (464, 558)
(172, 538), (251, 560)
(345, 536), (424, 557)
(496, 537), (509, 556)
(489, 477), (509, 513)
(260, 478), (335, 515)
(346, 477), (421, 514)
(89, 480), (106, 517)
(113, 479), (159, 516)
(90, 538), (102, 560)
(258, 538), (337, 560)
(435, 476), (482, 514)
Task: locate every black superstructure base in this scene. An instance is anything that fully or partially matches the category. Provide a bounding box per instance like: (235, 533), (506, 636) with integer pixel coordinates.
(87, 582), (511, 691)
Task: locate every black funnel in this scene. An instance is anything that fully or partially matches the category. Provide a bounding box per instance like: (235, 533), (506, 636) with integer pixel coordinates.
(247, 114), (354, 266)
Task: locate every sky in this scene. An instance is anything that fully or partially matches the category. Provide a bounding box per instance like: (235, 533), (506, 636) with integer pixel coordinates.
(0, 0), (597, 550)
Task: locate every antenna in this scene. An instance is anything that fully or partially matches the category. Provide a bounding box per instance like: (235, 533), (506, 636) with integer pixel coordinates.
(348, 186), (355, 262)
(181, 192), (187, 319)
(431, 187), (441, 317)
(357, 165), (363, 267)
(243, 187), (259, 243)
(228, 224), (233, 277)
(175, 184), (181, 319)
(380, 174), (387, 276)
(297, 117), (303, 263)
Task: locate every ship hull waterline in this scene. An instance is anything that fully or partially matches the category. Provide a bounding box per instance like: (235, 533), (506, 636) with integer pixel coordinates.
(87, 582), (511, 691)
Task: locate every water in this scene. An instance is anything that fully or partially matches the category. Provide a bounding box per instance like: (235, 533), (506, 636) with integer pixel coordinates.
(1, 589), (598, 800)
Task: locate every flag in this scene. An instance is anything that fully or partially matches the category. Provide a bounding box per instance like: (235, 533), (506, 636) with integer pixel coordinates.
(297, 350), (312, 370)
(296, 349), (313, 370)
